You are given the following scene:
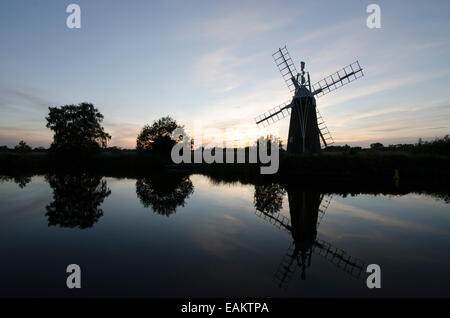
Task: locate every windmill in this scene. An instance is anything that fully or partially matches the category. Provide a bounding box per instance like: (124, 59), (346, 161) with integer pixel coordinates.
(254, 187), (364, 290)
(254, 46), (364, 153)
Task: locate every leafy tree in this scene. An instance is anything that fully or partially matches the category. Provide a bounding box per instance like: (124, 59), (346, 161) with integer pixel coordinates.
(14, 140), (32, 152)
(136, 116), (183, 155)
(46, 103), (111, 153)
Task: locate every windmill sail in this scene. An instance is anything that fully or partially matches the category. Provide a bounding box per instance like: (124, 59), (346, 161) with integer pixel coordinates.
(254, 209), (291, 234)
(317, 194), (332, 225)
(316, 109), (335, 147)
(273, 243), (299, 290)
(272, 46), (298, 92)
(312, 61), (364, 98)
(254, 45), (364, 154)
(254, 101), (292, 128)
(313, 239), (365, 279)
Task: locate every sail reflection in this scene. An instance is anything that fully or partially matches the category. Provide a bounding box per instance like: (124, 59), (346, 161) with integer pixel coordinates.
(254, 184), (364, 290)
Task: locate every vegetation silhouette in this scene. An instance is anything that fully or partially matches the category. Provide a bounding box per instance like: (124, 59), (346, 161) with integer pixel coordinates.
(136, 116), (184, 159)
(1, 109), (450, 186)
(136, 173), (194, 216)
(45, 174), (111, 228)
(254, 183), (286, 214)
(324, 135), (450, 155)
(14, 140), (32, 153)
(0, 175), (32, 188)
(46, 103), (111, 155)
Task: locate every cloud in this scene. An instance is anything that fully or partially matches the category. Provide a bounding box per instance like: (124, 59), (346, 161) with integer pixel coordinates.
(175, 4), (301, 44)
(0, 127), (52, 148)
(178, 76), (291, 143)
(332, 201), (446, 235)
(293, 18), (363, 46)
(0, 86), (56, 111)
(103, 120), (143, 149)
(319, 68), (450, 109)
(332, 98), (449, 127)
(192, 48), (256, 92)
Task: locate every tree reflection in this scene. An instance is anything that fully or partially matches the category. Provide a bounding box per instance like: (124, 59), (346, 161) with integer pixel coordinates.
(0, 175), (32, 188)
(136, 174), (194, 216)
(254, 183), (286, 214)
(45, 174), (111, 229)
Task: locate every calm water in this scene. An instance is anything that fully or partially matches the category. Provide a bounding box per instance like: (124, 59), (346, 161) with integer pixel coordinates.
(0, 174), (449, 298)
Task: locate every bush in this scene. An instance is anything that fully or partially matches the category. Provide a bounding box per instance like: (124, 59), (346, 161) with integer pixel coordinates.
(14, 140), (32, 153)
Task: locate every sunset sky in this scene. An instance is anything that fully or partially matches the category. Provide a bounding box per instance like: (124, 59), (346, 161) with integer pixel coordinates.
(1, 0), (449, 148)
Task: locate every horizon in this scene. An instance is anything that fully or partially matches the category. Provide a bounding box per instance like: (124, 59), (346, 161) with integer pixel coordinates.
(1, 0), (449, 149)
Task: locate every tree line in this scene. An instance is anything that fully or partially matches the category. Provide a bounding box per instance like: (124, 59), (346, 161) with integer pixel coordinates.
(0, 103), (183, 158)
(1, 102), (449, 156)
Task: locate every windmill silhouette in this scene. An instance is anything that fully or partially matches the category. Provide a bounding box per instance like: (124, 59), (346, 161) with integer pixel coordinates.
(253, 186), (364, 290)
(255, 46), (364, 154)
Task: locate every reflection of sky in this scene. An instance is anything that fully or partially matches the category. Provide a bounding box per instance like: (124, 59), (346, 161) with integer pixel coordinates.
(0, 174), (449, 297)
(0, 1), (449, 148)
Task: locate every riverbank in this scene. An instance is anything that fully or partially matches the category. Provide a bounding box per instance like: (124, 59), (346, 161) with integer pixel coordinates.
(1, 150), (449, 186)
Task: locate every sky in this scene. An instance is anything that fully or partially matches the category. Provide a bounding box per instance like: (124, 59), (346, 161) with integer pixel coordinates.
(0, 0), (449, 148)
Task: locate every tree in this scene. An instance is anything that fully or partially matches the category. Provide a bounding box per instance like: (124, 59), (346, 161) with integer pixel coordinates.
(14, 140), (32, 152)
(136, 116), (183, 155)
(46, 103), (111, 153)
(417, 138), (423, 146)
(370, 142), (384, 150)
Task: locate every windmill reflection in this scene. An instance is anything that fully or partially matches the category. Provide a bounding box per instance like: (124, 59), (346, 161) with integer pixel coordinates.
(254, 184), (364, 290)
(45, 174), (111, 229)
(136, 174), (194, 216)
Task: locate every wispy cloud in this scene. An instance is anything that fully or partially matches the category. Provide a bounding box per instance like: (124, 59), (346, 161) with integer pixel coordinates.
(332, 200), (446, 235)
(192, 48), (256, 92)
(293, 18), (364, 46)
(175, 3), (301, 44)
(103, 120), (143, 148)
(0, 127), (52, 148)
(319, 68), (450, 109)
(0, 86), (56, 111)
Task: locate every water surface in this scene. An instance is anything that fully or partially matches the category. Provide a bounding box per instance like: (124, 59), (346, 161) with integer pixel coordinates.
(0, 174), (449, 297)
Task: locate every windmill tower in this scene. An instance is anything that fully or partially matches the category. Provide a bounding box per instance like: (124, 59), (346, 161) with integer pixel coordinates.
(255, 46), (364, 154)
